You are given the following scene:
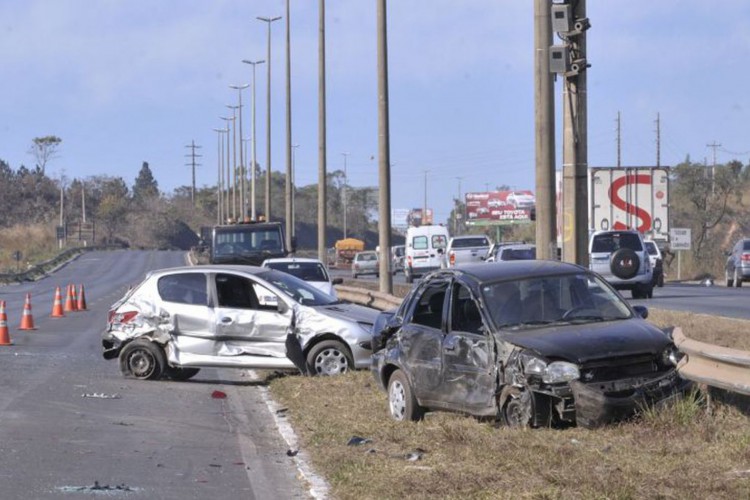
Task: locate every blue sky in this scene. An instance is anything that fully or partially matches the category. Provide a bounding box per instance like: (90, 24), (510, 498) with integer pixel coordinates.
(1, 1), (748, 224)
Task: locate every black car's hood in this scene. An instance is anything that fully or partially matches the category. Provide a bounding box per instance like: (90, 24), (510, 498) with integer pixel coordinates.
(502, 319), (671, 364)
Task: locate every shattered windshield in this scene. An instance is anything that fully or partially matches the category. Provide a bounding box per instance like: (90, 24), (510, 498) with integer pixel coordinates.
(481, 272), (632, 330)
(257, 269), (338, 306)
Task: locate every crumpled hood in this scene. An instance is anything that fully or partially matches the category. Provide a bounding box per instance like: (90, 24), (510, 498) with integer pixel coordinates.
(502, 319), (671, 364)
(313, 302), (379, 325)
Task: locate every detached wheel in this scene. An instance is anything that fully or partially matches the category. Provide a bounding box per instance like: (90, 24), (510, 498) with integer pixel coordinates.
(166, 367), (200, 381)
(306, 340), (353, 376)
(387, 369), (424, 421)
(610, 248), (640, 280)
(119, 339), (166, 380)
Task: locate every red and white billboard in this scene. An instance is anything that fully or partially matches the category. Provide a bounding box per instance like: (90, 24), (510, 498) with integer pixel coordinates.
(464, 190), (535, 225)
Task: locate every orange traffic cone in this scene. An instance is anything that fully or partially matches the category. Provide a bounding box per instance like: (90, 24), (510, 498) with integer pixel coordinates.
(0, 301), (12, 345)
(51, 286), (66, 318)
(77, 284), (87, 311)
(64, 284), (77, 312)
(71, 284), (79, 312)
(19, 293), (36, 330)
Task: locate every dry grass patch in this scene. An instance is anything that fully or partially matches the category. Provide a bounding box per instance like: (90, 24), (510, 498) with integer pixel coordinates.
(0, 223), (58, 272)
(268, 310), (750, 499)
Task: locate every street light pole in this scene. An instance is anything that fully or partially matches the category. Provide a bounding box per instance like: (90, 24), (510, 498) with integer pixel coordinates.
(230, 84), (249, 219)
(318, 0), (328, 263)
(292, 144), (299, 237)
(257, 15), (282, 220)
(220, 116), (234, 220)
(284, 0), (294, 251)
(225, 105), (240, 221)
(342, 152), (349, 238)
(212, 127), (227, 224)
(242, 59), (266, 221)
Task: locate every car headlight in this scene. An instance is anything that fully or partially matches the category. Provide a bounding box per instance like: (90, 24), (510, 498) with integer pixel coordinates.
(521, 353), (580, 384)
(660, 345), (681, 367)
(543, 361), (580, 384)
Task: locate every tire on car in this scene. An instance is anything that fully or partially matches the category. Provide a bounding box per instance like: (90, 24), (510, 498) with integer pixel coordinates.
(119, 338), (166, 380)
(306, 339), (353, 376)
(609, 248), (640, 280)
(165, 367), (201, 381)
(387, 369), (424, 421)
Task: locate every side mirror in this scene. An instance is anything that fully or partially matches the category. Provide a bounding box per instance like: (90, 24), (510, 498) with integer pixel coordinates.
(277, 301), (290, 315)
(332, 277), (343, 285)
(632, 305), (648, 319)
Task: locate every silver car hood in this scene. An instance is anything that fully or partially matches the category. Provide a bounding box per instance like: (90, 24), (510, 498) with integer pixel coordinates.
(312, 302), (379, 325)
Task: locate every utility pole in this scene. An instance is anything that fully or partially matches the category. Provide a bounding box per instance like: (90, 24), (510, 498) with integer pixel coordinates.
(423, 170), (429, 223)
(558, 0), (590, 266)
(292, 144), (299, 238)
(707, 141), (721, 195)
(226, 105), (240, 220)
(317, 0), (328, 263)
(242, 60), (265, 221)
(229, 84), (249, 218)
(184, 140), (202, 206)
(455, 176), (463, 236)
(377, 0), (393, 293)
(342, 152), (349, 238)
(284, 0), (294, 250)
(655, 113), (661, 167)
(257, 15), (282, 220)
(534, 0), (557, 260)
(616, 111), (621, 167)
(212, 128), (227, 223)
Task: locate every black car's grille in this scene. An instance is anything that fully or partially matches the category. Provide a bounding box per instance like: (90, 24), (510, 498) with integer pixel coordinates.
(579, 354), (662, 383)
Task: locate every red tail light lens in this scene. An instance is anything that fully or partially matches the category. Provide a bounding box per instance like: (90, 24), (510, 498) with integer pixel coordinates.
(109, 311), (138, 324)
(741, 253), (750, 262)
(449, 252), (456, 266)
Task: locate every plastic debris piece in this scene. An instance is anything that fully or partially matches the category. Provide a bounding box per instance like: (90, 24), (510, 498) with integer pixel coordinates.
(286, 449), (299, 457)
(82, 393), (121, 399)
(211, 390), (227, 399)
(347, 436), (373, 446)
(405, 451), (424, 462)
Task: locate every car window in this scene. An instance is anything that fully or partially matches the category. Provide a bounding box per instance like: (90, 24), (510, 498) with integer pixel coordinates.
(451, 237), (488, 248)
(266, 261), (328, 282)
(644, 242), (658, 255)
(450, 283), (483, 334)
(432, 234), (448, 249)
(408, 281), (449, 330)
(412, 235), (428, 250)
(591, 232), (643, 253)
(500, 247), (536, 261)
(743, 240), (750, 251)
(257, 269), (338, 306)
(216, 273), (261, 309)
(157, 273), (207, 305)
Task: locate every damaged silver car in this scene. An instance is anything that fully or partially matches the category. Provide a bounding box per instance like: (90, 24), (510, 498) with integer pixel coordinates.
(371, 261), (691, 428)
(102, 265), (378, 379)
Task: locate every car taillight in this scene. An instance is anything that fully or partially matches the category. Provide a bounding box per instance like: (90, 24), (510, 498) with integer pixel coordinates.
(449, 252), (456, 266)
(742, 253), (750, 262)
(109, 310), (138, 324)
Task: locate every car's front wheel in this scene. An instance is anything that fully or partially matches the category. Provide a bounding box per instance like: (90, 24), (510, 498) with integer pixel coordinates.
(119, 339), (166, 380)
(306, 340), (353, 376)
(387, 369), (424, 421)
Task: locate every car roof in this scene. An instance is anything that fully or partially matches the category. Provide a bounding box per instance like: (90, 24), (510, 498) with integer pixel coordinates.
(262, 257), (324, 265)
(147, 265), (268, 278)
(444, 260), (585, 283)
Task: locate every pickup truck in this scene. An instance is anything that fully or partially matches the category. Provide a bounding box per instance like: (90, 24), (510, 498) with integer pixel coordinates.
(446, 235), (491, 267)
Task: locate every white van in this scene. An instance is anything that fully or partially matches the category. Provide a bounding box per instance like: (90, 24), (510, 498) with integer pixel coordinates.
(404, 225), (450, 283)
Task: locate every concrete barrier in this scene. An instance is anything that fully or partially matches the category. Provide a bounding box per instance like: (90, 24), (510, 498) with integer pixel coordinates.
(335, 285), (402, 311)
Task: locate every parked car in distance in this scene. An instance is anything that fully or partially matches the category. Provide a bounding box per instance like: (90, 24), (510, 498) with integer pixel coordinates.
(643, 240), (665, 288)
(371, 261), (689, 428)
(352, 250), (379, 279)
(102, 265), (378, 379)
(725, 237), (750, 287)
(589, 230), (653, 299)
(446, 235), (491, 267)
(486, 243), (536, 263)
(262, 257), (342, 297)
(391, 245), (405, 275)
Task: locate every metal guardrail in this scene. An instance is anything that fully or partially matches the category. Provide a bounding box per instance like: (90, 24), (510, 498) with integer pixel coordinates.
(335, 285), (402, 311)
(674, 327), (750, 396)
(0, 245), (119, 284)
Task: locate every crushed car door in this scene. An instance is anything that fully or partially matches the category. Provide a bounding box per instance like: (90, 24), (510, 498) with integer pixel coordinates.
(212, 273), (292, 358)
(397, 277), (450, 403)
(156, 272), (214, 352)
(439, 282), (496, 414)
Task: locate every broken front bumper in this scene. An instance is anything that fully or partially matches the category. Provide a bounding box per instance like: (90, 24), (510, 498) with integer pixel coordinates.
(570, 370), (693, 428)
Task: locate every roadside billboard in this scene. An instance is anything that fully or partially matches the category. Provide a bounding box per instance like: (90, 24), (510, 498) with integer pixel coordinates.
(392, 208), (410, 228)
(408, 208), (434, 226)
(465, 190), (535, 226)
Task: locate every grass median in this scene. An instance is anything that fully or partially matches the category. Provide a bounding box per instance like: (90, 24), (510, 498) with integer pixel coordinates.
(266, 309), (750, 499)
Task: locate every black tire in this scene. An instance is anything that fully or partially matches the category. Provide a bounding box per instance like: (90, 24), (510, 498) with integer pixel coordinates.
(306, 339), (353, 376)
(119, 339), (166, 380)
(405, 269), (414, 284)
(727, 270), (734, 288)
(609, 248), (640, 280)
(166, 367), (200, 381)
(645, 284), (654, 299)
(631, 288), (642, 299)
(387, 369), (424, 421)
(735, 268), (743, 288)
(657, 273), (665, 288)
(503, 393), (533, 428)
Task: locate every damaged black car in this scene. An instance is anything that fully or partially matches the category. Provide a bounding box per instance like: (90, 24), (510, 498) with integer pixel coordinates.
(371, 261), (691, 428)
